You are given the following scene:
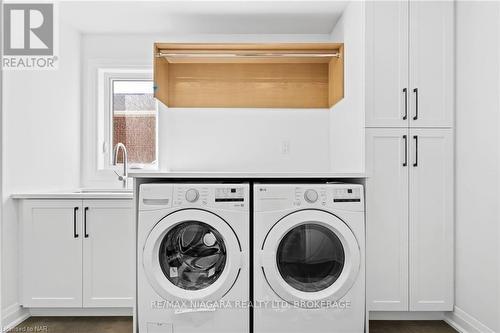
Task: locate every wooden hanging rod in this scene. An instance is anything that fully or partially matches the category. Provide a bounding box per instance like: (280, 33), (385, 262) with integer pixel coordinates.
(155, 52), (341, 59)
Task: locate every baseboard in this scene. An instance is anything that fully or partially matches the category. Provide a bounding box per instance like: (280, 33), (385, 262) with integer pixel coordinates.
(369, 311), (445, 320)
(29, 307), (133, 317)
(444, 306), (495, 333)
(2, 303), (30, 331)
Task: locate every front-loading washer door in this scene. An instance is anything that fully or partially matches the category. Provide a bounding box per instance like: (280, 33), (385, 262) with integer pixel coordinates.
(261, 210), (360, 307)
(143, 209), (242, 302)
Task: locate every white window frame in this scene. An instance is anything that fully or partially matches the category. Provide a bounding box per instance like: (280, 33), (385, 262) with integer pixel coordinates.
(98, 69), (158, 171)
(82, 60), (157, 188)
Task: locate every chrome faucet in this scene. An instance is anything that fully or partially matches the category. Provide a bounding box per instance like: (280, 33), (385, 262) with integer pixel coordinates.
(112, 143), (128, 188)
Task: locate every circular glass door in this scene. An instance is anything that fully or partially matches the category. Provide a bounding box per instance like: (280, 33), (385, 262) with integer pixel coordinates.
(277, 224), (345, 292)
(143, 209), (242, 302)
(159, 221), (227, 290)
(261, 210), (360, 306)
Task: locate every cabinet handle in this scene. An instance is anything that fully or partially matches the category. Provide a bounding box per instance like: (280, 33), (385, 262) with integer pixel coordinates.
(413, 135), (418, 167)
(403, 88), (408, 120)
(403, 135), (408, 167)
(413, 88), (418, 120)
(84, 207), (89, 238)
(73, 207), (79, 238)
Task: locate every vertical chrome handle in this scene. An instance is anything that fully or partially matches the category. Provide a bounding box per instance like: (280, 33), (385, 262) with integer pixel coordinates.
(403, 88), (408, 120)
(84, 207), (89, 238)
(413, 135), (418, 167)
(413, 88), (418, 120)
(73, 207), (79, 238)
(403, 135), (408, 167)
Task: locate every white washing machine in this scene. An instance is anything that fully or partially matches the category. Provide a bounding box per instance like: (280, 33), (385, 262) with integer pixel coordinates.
(254, 183), (365, 333)
(138, 183), (249, 333)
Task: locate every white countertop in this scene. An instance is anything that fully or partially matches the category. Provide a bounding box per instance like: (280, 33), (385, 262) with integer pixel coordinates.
(11, 172), (365, 199)
(129, 171), (366, 179)
(11, 189), (133, 199)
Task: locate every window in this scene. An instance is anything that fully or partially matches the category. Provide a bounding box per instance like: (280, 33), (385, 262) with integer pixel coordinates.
(97, 69), (158, 171)
(111, 80), (157, 166)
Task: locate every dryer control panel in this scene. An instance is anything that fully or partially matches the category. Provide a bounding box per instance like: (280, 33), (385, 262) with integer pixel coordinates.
(255, 183), (364, 212)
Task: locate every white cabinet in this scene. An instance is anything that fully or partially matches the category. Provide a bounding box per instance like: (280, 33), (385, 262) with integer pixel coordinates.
(408, 129), (454, 311)
(366, 0), (454, 128)
(20, 199), (134, 308)
(365, 1), (409, 127)
(83, 200), (134, 307)
(409, 1), (454, 127)
(366, 0), (454, 313)
(366, 128), (453, 312)
(21, 200), (83, 307)
(366, 129), (409, 311)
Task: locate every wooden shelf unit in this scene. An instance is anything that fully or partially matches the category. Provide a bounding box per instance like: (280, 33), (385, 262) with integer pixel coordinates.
(153, 43), (344, 108)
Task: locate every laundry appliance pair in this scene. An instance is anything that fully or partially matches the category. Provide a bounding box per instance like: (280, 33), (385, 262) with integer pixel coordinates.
(137, 182), (365, 333)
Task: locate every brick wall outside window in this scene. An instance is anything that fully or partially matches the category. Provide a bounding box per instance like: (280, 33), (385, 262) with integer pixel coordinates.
(113, 114), (156, 163)
(112, 92), (156, 164)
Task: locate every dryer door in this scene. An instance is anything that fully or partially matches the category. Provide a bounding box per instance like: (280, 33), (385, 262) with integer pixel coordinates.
(261, 210), (360, 307)
(143, 209), (242, 302)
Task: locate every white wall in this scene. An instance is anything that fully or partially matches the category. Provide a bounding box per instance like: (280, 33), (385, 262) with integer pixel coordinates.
(159, 107), (330, 172)
(82, 30), (365, 180)
(329, 1), (365, 173)
(1, 22), (81, 325)
(452, 2), (500, 332)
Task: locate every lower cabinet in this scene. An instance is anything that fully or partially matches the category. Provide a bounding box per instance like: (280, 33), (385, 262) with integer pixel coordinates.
(366, 128), (453, 312)
(366, 129), (409, 311)
(20, 200), (84, 307)
(20, 199), (134, 308)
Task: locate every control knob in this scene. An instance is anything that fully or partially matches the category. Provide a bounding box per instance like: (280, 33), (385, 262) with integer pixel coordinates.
(185, 188), (199, 202)
(304, 189), (319, 203)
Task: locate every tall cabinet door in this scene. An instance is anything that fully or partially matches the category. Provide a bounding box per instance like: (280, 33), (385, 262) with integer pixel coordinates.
(408, 129), (453, 311)
(82, 200), (134, 307)
(409, 0), (454, 127)
(366, 129), (409, 311)
(365, 1), (409, 127)
(21, 200), (83, 307)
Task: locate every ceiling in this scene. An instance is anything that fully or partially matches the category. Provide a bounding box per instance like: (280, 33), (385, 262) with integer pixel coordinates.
(60, 1), (349, 35)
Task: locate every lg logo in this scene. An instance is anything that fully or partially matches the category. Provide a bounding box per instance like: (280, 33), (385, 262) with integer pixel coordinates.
(3, 3), (54, 56)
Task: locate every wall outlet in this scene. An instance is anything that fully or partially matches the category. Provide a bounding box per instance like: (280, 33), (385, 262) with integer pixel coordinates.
(281, 140), (290, 154)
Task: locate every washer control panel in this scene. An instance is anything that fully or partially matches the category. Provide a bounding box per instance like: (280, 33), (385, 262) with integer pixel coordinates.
(332, 187), (362, 203)
(173, 184), (248, 209)
(215, 187), (245, 203)
(139, 184), (249, 211)
(174, 186), (208, 206)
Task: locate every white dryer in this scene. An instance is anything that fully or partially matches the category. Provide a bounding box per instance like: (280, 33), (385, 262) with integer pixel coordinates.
(138, 183), (249, 333)
(254, 183), (365, 333)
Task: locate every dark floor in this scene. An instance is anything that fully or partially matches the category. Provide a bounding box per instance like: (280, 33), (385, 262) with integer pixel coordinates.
(11, 317), (132, 333)
(370, 320), (457, 333)
(11, 317), (457, 333)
